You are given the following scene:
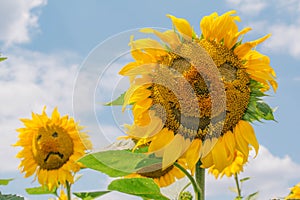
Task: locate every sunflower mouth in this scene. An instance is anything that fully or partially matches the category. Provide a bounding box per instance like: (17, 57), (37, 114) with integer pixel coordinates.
(44, 151), (64, 163)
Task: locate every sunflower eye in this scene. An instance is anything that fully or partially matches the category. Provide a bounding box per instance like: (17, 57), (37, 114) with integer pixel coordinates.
(37, 135), (42, 141)
(52, 132), (58, 138)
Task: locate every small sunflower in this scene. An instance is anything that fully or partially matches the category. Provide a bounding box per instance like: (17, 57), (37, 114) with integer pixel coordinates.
(208, 150), (246, 179)
(14, 107), (92, 190)
(120, 10), (276, 183)
(285, 183), (300, 200)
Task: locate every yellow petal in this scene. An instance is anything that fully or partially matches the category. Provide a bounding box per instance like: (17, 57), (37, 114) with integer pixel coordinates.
(183, 139), (202, 170)
(234, 34), (271, 58)
(129, 85), (152, 104)
(223, 130), (236, 158)
(200, 10), (239, 45)
(166, 14), (193, 39)
(119, 62), (137, 75)
(131, 38), (165, 51)
(201, 152), (213, 168)
(211, 138), (228, 171)
(200, 137), (217, 157)
(227, 27), (252, 49)
(132, 98), (153, 126)
(162, 134), (185, 169)
(123, 83), (152, 111)
(149, 128), (174, 153)
(238, 121), (259, 156)
(234, 122), (250, 158)
(140, 28), (181, 49)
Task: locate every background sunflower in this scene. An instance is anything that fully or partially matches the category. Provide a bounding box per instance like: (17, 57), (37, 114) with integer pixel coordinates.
(15, 107), (92, 191)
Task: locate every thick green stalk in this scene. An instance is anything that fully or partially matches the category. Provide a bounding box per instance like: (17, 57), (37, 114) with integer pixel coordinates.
(66, 181), (71, 200)
(195, 160), (205, 200)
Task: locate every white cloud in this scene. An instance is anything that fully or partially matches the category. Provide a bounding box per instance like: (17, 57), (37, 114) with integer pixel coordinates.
(206, 145), (300, 200)
(265, 24), (300, 58)
(0, 0), (47, 46)
(277, 0), (300, 14)
(225, 0), (267, 15)
(0, 47), (80, 172)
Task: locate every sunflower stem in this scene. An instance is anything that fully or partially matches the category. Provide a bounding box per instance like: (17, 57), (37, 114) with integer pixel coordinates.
(180, 182), (192, 195)
(195, 160), (205, 200)
(234, 173), (242, 198)
(66, 181), (71, 200)
(174, 162), (201, 199)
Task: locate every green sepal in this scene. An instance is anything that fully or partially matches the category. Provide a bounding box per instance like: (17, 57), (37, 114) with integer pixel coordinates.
(104, 91), (126, 106)
(0, 179), (13, 186)
(240, 177), (250, 183)
(73, 191), (110, 200)
(256, 102), (276, 121)
(108, 178), (169, 200)
(243, 80), (276, 122)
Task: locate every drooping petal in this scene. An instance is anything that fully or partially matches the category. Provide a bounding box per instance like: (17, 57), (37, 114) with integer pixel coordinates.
(201, 152), (214, 168)
(238, 120), (259, 155)
(211, 138), (229, 171)
(234, 121), (250, 158)
(148, 128), (174, 154)
(183, 139), (202, 171)
(223, 131), (236, 159)
(162, 134), (185, 169)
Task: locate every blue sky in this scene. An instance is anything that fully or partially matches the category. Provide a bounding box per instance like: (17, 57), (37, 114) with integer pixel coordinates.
(1, 0), (300, 199)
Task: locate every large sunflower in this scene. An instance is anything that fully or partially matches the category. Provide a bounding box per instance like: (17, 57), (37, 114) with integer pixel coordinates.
(14, 107), (92, 190)
(120, 10), (276, 182)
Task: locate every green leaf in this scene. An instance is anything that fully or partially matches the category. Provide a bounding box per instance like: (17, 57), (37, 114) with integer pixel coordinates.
(0, 179), (13, 186)
(245, 191), (259, 200)
(0, 192), (24, 200)
(133, 146), (149, 154)
(104, 92), (126, 106)
(26, 186), (56, 195)
(108, 178), (169, 200)
(0, 57), (7, 62)
(79, 150), (162, 177)
(73, 191), (110, 200)
(240, 177), (250, 183)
